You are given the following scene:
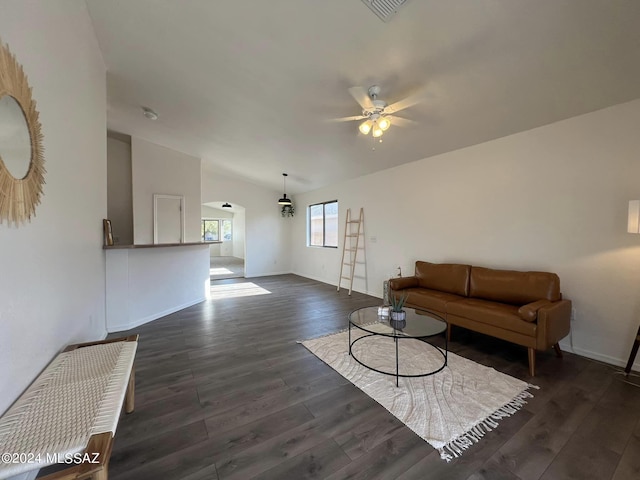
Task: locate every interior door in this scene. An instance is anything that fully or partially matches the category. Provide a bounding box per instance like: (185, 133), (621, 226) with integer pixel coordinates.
(154, 195), (184, 244)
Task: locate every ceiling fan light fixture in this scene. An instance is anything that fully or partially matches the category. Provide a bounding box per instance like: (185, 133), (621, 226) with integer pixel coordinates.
(359, 120), (372, 135)
(343, 83), (425, 138)
(278, 173), (292, 206)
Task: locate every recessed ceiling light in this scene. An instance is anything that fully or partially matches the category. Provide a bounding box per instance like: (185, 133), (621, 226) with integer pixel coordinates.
(142, 107), (158, 120)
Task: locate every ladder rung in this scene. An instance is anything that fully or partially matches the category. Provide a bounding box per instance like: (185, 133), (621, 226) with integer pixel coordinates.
(343, 262), (353, 266)
(345, 248), (356, 252)
(347, 221), (360, 224)
(346, 234), (359, 237)
(341, 276), (351, 280)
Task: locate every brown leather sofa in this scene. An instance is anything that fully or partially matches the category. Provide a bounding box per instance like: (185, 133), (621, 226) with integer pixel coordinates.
(389, 261), (571, 376)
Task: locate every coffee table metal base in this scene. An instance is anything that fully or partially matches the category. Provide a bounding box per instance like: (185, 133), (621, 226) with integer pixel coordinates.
(348, 325), (448, 387)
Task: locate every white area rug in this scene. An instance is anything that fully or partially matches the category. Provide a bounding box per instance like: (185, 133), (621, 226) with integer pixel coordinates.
(300, 328), (536, 461)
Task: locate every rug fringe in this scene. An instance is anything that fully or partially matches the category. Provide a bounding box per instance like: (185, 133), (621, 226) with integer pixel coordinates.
(438, 387), (536, 462)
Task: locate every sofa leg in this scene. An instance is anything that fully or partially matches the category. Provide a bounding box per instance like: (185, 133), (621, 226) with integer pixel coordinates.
(447, 324), (451, 343)
(528, 348), (536, 377)
(553, 343), (563, 358)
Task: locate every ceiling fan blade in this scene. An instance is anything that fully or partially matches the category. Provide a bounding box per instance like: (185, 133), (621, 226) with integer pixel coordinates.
(327, 115), (367, 123)
(385, 87), (431, 114)
(348, 86), (374, 110)
(388, 115), (417, 127)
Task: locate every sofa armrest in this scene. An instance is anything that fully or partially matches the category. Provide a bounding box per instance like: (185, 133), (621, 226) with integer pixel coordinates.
(518, 299), (552, 322)
(389, 276), (418, 291)
(536, 300), (571, 350)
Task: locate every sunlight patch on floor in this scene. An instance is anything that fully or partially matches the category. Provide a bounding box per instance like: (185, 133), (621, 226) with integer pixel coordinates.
(210, 267), (233, 276)
(210, 282), (271, 299)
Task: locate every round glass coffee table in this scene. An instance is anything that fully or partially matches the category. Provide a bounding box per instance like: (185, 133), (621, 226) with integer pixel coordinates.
(348, 306), (448, 387)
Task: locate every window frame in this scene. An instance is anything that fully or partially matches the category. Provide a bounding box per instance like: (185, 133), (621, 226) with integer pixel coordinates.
(201, 219), (220, 242)
(201, 218), (234, 243)
(221, 219), (233, 242)
(308, 200), (338, 248)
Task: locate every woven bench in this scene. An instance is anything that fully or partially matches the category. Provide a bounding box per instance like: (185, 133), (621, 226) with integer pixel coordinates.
(0, 335), (138, 480)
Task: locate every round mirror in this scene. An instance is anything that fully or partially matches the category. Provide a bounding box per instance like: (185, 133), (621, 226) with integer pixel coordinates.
(0, 38), (45, 226)
(0, 95), (32, 179)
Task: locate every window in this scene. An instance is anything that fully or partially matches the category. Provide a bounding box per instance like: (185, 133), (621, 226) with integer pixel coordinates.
(222, 219), (232, 241)
(202, 219), (233, 242)
(202, 219), (219, 242)
(308, 201), (338, 248)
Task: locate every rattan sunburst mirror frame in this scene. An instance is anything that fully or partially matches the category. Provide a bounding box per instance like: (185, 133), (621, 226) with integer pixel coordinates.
(0, 38), (44, 226)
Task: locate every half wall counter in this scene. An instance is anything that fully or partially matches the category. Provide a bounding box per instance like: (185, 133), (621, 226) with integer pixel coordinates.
(104, 242), (211, 332)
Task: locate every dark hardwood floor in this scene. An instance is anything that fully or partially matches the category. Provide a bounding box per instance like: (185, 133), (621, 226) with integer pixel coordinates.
(95, 275), (640, 479)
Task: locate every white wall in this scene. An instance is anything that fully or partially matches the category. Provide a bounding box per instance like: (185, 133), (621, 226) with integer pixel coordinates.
(201, 204), (233, 219)
(0, 1), (107, 414)
(107, 136), (133, 245)
(233, 209), (246, 259)
(131, 137), (201, 244)
(105, 246), (210, 332)
(291, 99), (640, 371)
(201, 171), (289, 276)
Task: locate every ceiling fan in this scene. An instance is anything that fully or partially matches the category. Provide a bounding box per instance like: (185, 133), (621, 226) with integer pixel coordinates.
(331, 85), (424, 137)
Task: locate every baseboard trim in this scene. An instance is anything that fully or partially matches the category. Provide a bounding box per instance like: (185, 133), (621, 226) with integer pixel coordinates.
(244, 270), (291, 278)
(107, 296), (206, 333)
(558, 340), (640, 371)
(291, 271), (382, 299)
(291, 271), (337, 287)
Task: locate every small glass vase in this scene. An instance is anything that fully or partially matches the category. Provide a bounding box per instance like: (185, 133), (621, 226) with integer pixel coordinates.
(390, 310), (406, 321)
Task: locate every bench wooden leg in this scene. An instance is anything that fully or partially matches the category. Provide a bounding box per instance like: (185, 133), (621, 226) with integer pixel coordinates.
(125, 364), (135, 414)
(37, 433), (114, 480)
(528, 347), (536, 377)
(87, 433), (112, 480)
(553, 343), (563, 358)
(92, 466), (108, 480)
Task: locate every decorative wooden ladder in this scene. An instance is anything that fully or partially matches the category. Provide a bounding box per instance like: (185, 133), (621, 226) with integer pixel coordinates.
(337, 208), (364, 295)
(624, 324), (640, 375)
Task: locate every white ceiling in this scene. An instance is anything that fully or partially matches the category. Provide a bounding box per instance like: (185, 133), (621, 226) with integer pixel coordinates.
(86, 0), (640, 194)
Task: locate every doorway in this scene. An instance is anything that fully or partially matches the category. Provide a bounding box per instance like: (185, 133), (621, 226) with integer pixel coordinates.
(202, 202), (245, 280)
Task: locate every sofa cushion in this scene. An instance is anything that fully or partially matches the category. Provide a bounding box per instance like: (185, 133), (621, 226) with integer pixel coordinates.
(446, 298), (536, 336)
(415, 261), (471, 297)
(404, 288), (463, 314)
(469, 267), (561, 305)
(389, 276), (418, 290)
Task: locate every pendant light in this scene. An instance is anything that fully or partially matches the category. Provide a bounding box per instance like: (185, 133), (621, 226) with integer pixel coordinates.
(278, 173), (292, 206)
(222, 202), (232, 208)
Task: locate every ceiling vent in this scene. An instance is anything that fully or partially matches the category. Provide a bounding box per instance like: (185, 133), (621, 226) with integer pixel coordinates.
(361, 0), (410, 22)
